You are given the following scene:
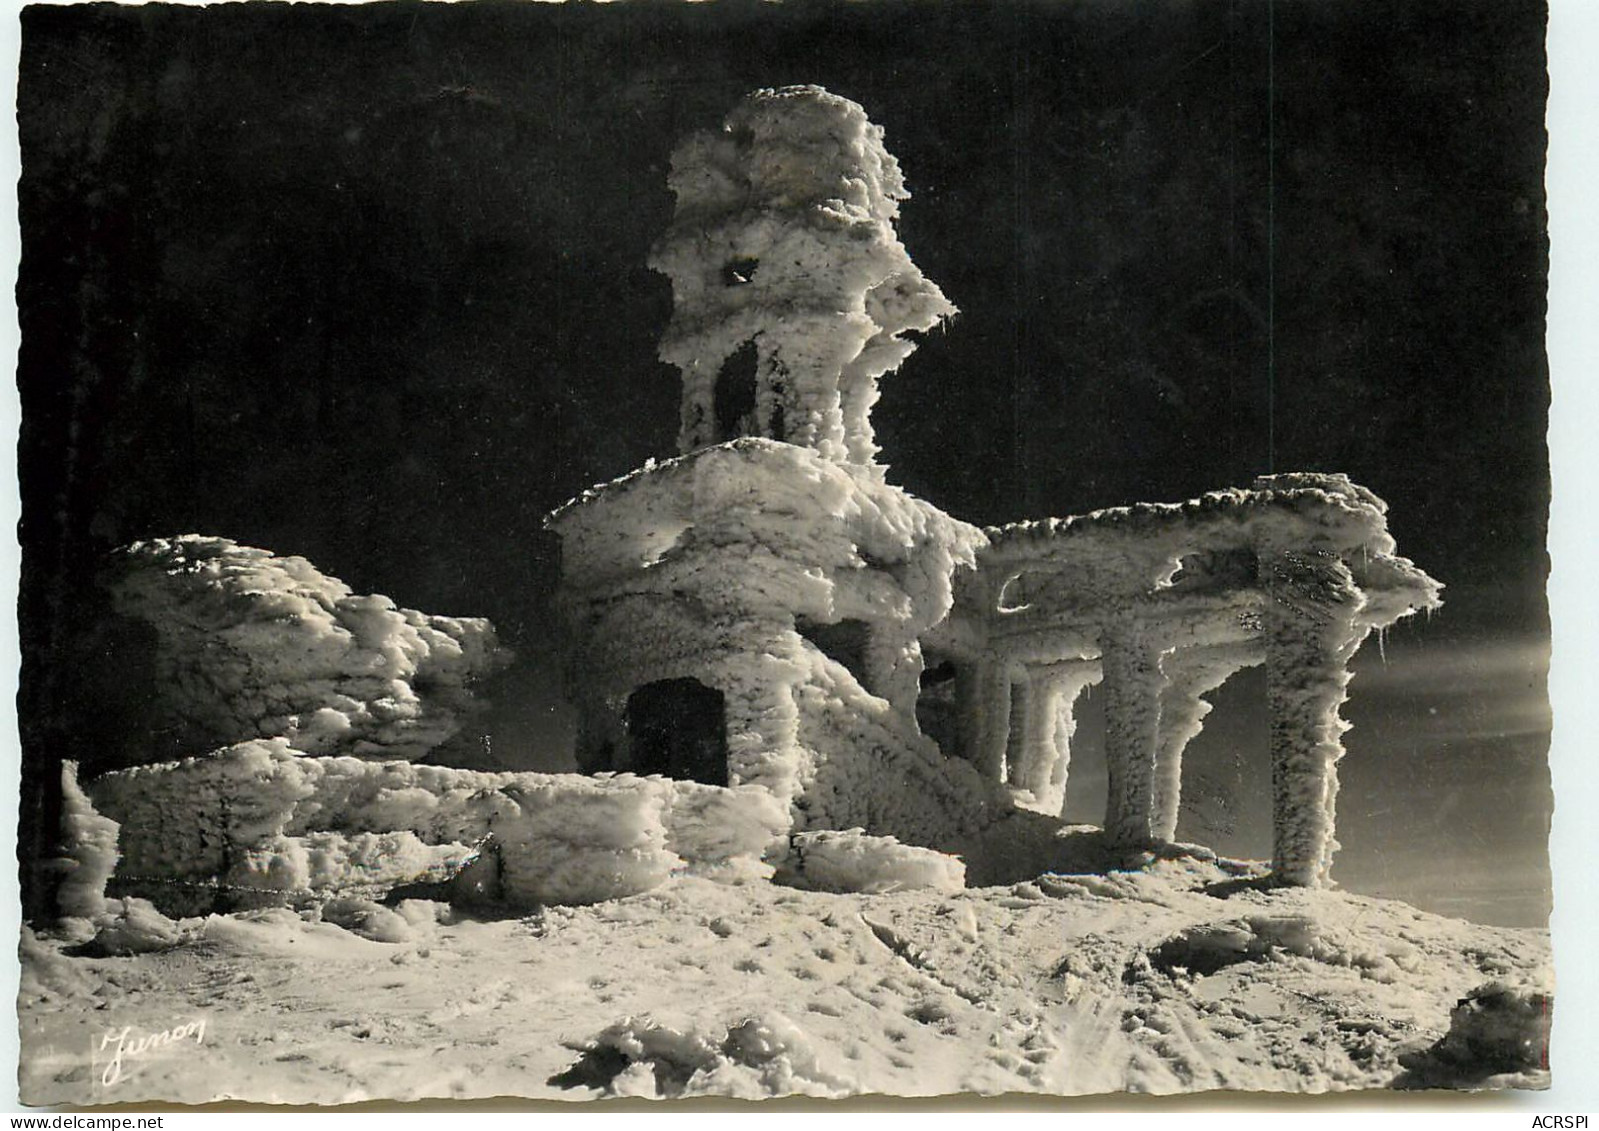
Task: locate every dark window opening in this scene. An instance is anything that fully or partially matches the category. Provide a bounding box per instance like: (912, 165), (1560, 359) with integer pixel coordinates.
(714, 341), (759, 441)
(797, 617), (873, 692)
(624, 678), (728, 786)
(721, 257), (760, 286)
(916, 657), (962, 758)
(1004, 678), (1028, 785)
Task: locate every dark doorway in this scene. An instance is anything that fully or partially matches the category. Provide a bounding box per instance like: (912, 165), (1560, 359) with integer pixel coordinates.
(1004, 677), (1028, 785)
(714, 340), (759, 441)
(624, 678), (728, 786)
(916, 654), (961, 758)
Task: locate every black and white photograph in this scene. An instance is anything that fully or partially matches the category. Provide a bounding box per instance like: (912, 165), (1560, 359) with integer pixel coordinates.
(10, 0), (1566, 1108)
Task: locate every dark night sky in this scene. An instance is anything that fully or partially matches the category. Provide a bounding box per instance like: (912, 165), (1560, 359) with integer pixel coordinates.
(15, 0), (1551, 923)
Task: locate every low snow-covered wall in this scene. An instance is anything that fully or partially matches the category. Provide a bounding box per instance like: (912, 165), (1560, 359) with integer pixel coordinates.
(226, 831), (474, 901)
(89, 739), (789, 908)
(105, 535), (511, 762)
(776, 829), (965, 894)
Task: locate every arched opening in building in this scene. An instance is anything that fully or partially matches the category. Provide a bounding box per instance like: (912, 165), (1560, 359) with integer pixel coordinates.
(796, 617), (873, 693)
(1058, 681), (1108, 827)
(624, 678), (728, 786)
(996, 572), (1033, 613)
(1175, 664), (1271, 860)
(916, 653), (961, 758)
(714, 340), (759, 441)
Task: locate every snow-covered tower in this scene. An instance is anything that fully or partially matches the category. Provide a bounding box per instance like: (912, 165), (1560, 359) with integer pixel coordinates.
(547, 88), (1000, 853)
(648, 86), (954, 469)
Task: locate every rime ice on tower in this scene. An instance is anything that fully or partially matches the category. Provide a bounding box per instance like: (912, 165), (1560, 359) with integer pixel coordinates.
(547, 85), (1443, 889)
(648, 85), (955, 469)
(550, 87), (996, 850)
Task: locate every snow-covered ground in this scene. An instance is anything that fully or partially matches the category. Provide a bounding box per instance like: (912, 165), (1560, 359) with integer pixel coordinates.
(17, 846), (1549, 1105)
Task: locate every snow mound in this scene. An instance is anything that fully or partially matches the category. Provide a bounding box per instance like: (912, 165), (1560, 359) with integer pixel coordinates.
(197, 906), (403, 961)
(18, 926), (102, 1007)
(77, 898), (183, 957)
(1397, 981), (1553, 1089)
(106, 535), (511, 761)
(319, 897), (413, 944)
(777, 828), (965, 894)
(1144, 910), (1423, 983)
(549, 1012), (852, 1099)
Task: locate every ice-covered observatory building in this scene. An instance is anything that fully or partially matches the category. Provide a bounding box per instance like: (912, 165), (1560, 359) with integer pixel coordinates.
(545, 86), (1442, 888)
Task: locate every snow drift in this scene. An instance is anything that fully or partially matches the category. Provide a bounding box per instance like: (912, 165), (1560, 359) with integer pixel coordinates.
(106, 535), (511, 762)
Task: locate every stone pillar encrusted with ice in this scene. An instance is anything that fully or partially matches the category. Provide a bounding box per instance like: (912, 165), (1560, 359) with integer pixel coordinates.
(1099, 621), (1167, 847)
(1006, 660), (1100, 817)
(1260, 547), (1369, 887)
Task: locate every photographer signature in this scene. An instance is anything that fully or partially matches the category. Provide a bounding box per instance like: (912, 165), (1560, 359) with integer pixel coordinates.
(94, 1017), (206, 1087)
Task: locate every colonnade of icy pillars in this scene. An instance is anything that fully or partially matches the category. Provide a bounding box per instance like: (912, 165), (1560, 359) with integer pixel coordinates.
(959, 580), (1367, 886)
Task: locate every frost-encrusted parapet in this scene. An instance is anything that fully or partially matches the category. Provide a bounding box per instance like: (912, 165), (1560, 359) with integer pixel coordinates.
(649, 86), (954, 466)
(88, 740), (790, 909)
(548, 438), (986, 629)
(106, 535), (512, 761)
(977, 473), (1441, 631)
